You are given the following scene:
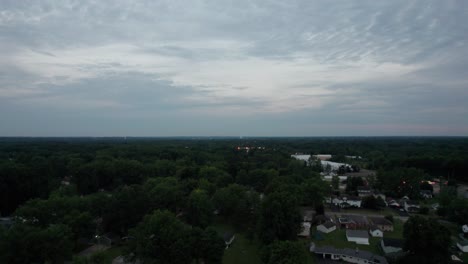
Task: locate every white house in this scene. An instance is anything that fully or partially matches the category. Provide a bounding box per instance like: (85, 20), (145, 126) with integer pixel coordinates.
(457, 240), (468, 253)
(346, 230), (369, 245)
(328, 196), (362, 208)
(462, 225), (468, 233)
(317, 221), (336, 234)
(369, 226), (383, 237)
(298, 222), (311, 237)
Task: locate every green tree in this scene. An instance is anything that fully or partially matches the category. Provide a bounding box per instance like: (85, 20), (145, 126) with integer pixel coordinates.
(331, 175), (339, 190)
(402, 216), (450, 264)
(301, 178), (329, 206)
(262, 240), (308, 264)
(0, 223), (73, 264)
(190, 227), (225, 264)
(345, 177), (364, 195)
(186, 189), (214, 228)
(128, 210), (193, 264)
(258, 191), (302, 243)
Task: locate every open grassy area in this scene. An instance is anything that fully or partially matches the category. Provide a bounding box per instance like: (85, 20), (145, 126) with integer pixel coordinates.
(212, 223), (263, 264)
(98, 246), (124, 263)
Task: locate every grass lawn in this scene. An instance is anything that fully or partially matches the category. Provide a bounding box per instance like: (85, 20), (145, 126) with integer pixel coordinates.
(98, 246), (124, 263)
(212, 223), (263, 264)
(385, 219), (404, 239)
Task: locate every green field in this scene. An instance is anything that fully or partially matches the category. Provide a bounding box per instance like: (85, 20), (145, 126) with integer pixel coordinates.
(212, 223), (263, 264)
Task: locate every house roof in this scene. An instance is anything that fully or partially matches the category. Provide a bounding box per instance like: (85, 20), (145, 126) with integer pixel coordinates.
(382, 238), (404, 248)
(343, 214), (368, 225)
(458, 240), (468, 246)
(314, 246), (388, 264)
(370, 225), (382, 232)
(322, 221), (336, 229)
(346, 230), (369, 239)
(369, 217), (393, 226)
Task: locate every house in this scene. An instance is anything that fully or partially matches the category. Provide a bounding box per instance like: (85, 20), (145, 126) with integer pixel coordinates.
(381, 238), (404, 255)
(463, 225), (468, 233)
(338, 215), (369, 230)
(368, 217), (394, 232)
(223, 232), (235, 249)
(346, 230), (370, 245)
(313, 246), (388, 264)
(386, 198), (400, 208)
(298, 222), (311, 237)
(420, 190), (433, 199)
(301, 209), (314, 222)
(369, 225), (383, 237)
(329, 195), (362, 208)
(317, 221), (337, 233)
(457, 240), (468, 252)
(404, 200), (420, 213)
(357, 186), (372, 197)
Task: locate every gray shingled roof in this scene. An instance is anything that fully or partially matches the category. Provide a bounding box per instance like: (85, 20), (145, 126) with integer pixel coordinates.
(346, 229), (369, 239)
(314, 246), (388, 264)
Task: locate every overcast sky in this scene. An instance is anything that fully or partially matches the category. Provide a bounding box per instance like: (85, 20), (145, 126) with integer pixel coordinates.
(1, 0), (467, 136)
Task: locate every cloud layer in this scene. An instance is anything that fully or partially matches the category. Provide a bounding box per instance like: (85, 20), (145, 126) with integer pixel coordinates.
(1, 0), (468, 136)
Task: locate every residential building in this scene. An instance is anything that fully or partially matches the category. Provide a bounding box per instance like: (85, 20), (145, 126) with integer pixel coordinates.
(369, 226), (383, 237)
(328, 195), (362, 208)
(368, 217), (394, 232)
(298, 222), (311, 237)
(338, 215), (369, 230)
(404, 200), (420, 213)
(357, 186), (372, 197)
(346, 230), (370, 245)
(317, 221), (337, 233)
(313, 246), (388, 264)
(457, 240), (468, 253)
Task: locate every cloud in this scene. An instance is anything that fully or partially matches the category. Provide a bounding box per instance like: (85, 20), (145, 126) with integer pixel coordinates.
(1, 0), (467, 136)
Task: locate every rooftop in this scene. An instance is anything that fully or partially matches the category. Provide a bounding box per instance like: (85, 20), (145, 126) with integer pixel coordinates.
(314, 246), (388, 264)
(346, 229), (369, 239)
(369, 217), (393, 226)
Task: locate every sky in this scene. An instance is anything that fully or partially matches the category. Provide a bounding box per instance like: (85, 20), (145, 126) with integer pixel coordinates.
(1, 0), (468, 137)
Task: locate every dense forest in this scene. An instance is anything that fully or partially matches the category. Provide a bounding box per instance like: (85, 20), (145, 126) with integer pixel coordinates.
(1, 137), (468, 263)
